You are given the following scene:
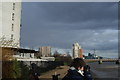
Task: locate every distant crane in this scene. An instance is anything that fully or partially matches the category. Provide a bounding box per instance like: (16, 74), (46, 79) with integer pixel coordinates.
(93, 49), (96, 55)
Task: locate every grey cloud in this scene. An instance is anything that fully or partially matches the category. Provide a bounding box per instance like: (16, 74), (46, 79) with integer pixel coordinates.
(21, 2), (118, 58)
(36, 2), (117, 22)
(22, 2), (118, 30)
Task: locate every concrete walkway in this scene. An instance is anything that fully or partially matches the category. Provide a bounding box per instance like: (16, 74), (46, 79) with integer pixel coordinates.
(39, 66), (69, 79)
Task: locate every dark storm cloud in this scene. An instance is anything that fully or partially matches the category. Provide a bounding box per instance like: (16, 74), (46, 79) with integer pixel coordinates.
(37, 2), (118, 29)
(22, 2), (118, 30)
(21, 2), (118, 57)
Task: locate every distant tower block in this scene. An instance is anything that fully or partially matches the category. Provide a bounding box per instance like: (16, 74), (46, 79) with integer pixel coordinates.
(39, 46), (51, 57)
(72, 42), (83, 59)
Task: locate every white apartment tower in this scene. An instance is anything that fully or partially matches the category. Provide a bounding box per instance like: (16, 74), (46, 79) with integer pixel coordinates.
(0, 2), (21, 48)
(72, 42), (82, 58)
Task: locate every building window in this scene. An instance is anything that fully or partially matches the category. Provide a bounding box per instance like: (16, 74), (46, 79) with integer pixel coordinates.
(13, 3), (15, 10)
(12, 24), (14, 31)
(12, 13), (14, 21)
(20, 24), (22, 28)
(11, 34), (13, 40)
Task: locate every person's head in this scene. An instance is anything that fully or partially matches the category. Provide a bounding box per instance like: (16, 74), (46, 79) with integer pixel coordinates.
(70, 58), (86, 70)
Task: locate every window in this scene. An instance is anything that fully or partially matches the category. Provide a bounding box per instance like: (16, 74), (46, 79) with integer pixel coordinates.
(13, 3), (15, 10)
(30, 54), (32, 58)
(12, 13), (14, 21)
(11, 34), (13, 40)
(13, 3), (15, 5)
(20, 24), (22, 28)
(12, 24), (14, 31)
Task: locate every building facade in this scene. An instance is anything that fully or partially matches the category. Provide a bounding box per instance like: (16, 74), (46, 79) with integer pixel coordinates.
(39, 46), (51, 57)
(72, 42), (83, 59)
(0, 2), (21, 48)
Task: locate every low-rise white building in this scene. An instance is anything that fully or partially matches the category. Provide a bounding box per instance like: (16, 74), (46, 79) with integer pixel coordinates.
(13, 53), (35, 59)
(41, 57), (55, 61)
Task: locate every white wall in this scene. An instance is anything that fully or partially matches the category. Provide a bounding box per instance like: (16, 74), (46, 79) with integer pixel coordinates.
(0, 2), (2, 38)
(0, 2), (21, 47)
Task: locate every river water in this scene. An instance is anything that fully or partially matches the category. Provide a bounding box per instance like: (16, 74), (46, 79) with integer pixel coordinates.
(88, 62), (119, 80)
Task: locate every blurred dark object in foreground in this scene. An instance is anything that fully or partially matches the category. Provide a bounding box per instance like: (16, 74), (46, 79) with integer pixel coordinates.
(52, 74), (60, 80)
(84, 65), (91, 72)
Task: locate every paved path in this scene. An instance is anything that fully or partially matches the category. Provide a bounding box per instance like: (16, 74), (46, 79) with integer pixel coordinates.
(39, 66), (69, 79)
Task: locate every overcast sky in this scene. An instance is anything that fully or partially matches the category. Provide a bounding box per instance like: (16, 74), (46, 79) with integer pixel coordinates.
(21, 2), (118, 58)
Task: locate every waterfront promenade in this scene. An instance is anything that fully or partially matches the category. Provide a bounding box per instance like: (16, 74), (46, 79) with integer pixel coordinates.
(39, 62), (119, 80)
(39, 66), (69, 79)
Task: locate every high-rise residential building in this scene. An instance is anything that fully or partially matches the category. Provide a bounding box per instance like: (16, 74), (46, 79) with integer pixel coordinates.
(0, 1), (21, 79)
(39, 46), (51, 57)
(72, 42), (83, 59)
(0, 2), (21, 48)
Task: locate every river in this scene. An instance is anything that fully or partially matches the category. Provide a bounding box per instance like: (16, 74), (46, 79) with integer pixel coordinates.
(88, 62), (119, 80)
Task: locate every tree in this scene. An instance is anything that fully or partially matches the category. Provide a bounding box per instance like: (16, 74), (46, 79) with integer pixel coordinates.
(12, 59), (21, 79)
(20, 61), (29, 80)
(2, 60), (22, 79)
(53, 50), (60, 57)
(53, 50), (72, 65)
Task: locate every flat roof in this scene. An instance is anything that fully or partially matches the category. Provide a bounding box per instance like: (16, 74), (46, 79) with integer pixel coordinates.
(1, 47), (38, 53)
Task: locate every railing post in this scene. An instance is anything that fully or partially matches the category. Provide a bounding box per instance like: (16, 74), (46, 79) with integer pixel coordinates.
(52, 72), (60, 80)
(98, 60), (102, 64)
(116, 60), (120, 64)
